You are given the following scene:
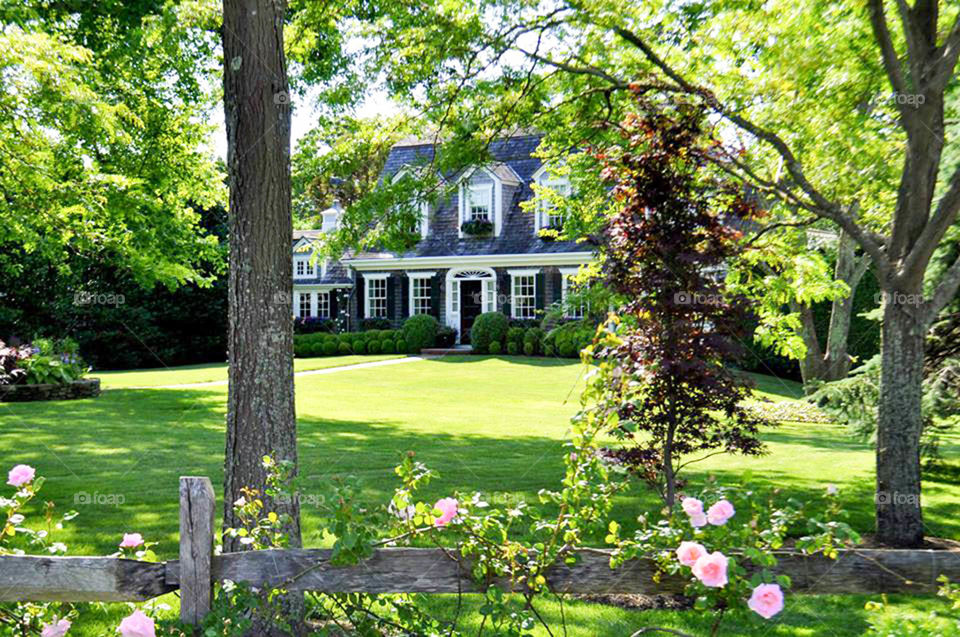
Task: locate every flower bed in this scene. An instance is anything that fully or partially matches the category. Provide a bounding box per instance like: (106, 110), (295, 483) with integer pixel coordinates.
(0, 378), (100, 402)
(0, 338), (95, 401)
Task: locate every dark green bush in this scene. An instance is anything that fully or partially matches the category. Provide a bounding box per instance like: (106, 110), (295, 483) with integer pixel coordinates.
(364, 330), (382, 341)
(306, 341), (324, 357)
(361, 318), (391, 330)
(471, 312), (508, 353)
(489, 341), (502, 355)
(353, 340), (368, 355)
(396, 338), (409, 353)
(338, 342), (352, 355)
(507, 342), (519, 355)
(382, 339), (396, 354)
(558, 340), (577, 358)
(506, 327), (525, 350)
(402, 314), (439, 352)
(368, 340), (381, 354)
(523, 341), (535, 356)
(544, 344), (556, 357)
(322, 341), (338, 356)
(524, 327), (544, 355)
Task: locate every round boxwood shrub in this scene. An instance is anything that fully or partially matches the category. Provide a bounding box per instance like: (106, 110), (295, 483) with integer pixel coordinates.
(489, 341), (502, 355)
(382, 339), (396, 354)
(307, 341), (325, 357)
(322, 341), (338, 356)
(402, 314), (439, 352)
(364, 329), (381, 341)
(544, 343), (556, 357)
(470, 311), (508, 353)
(558, 339), (578, 358)
(353, 340), (368, 355)
(338, 342), (352, 355)
(396, 338), (409, 353)
(506, 326), (524, 350)
(506, 342), (519, 355)
(524, 328), (544, 355)
(368, 340), (381, 354)
(523, 341), (535, 356)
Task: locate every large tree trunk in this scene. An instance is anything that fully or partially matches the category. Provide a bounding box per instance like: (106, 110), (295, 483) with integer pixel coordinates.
(222, 0), (301, 553)
(875, 298), (926, 547)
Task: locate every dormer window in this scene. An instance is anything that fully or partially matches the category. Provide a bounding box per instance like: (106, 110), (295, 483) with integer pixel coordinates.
(532, 165), (571, 233)
(294, 256), (315, 279)
(467, 183), (492, 221)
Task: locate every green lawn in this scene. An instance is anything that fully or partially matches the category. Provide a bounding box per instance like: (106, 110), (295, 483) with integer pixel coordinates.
(94, 354), (406, 388)
(1, 355), (956, 636)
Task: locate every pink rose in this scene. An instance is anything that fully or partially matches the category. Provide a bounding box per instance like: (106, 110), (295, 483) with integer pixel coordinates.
(681, 497), (703, 516)
(692, 551), (729, 588)
(41, 619), (71, 637)
(118, 610), (155, 637)
(706, 499), (735, 526)
(748, 583), (784, 619)
(119, 533), (144, 549)
(689, 512), (708, 528)
(675, 541), (706, 567)
(433, 497), (458, 527)
(7, 464), (35, 487)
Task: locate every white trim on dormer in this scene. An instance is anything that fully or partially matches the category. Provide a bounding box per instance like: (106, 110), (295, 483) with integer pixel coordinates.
(457, 166), (504, 238)
(531, 166), (571, 234)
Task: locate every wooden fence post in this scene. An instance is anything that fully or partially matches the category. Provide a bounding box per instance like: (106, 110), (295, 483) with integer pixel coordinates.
(179, 476), (215, 626)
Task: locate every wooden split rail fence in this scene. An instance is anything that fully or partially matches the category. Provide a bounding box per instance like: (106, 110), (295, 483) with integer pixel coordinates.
(0, 477), (958, 626)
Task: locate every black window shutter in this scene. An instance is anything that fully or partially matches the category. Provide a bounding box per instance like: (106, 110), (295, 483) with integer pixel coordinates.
(386, 275), (396, 320)
(329, 289), (339, 320)
(401, 276), (410, 317)
(431, 276), (441, 318)
(535, 272), (546, 311)
(552, 271), (563, 304)
(499, 270), (511, 318)
(356, 277), (365, 319)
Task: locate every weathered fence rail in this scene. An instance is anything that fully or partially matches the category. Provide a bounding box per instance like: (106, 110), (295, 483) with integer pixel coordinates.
(0, 477), (956, 627)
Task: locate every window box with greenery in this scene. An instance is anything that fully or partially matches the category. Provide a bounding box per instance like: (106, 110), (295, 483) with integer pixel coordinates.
(460, 219), (494, 236)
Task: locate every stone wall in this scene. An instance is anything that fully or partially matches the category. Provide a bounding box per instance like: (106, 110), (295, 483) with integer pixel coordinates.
(0, 378), (101, 402)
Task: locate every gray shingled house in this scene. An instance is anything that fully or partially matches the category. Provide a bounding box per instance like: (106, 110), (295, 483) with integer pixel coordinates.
(291, 134), (594, 343)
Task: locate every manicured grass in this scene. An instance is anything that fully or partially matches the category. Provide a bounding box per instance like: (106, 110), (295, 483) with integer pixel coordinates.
(1, 355), (956, 635)
(94, 354), (406, 388)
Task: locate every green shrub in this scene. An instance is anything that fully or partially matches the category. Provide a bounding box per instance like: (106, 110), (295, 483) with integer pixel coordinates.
(544, 344), (556, 357)
(382, 339), (397, 354)
(507, 342), (519, 355)
(364, 330), (381, 341)
(558, 340), (577, 358)
(523, 341), (535, 356)
(524, 327), (545, 355)
(353, 340), (368, 355)
(396, 338), (409, 353)
(306, 341), (324, 357)
(506, 327), (524, 350)
(402, 314), (439, 352)
(489, 341), (502, 355)
(322, 341), (338, 356)
(368, 340), (381, 354)
(338, 342), (352, 355)
(471, 312), (508, 353)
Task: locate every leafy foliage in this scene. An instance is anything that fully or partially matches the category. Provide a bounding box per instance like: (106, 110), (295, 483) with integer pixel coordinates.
(588, 99), (768, 504)
(469, 311), (508, 353)
(402, 314), (439, 351)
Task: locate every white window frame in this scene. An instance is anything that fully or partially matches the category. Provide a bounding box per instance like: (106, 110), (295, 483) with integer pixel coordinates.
(457, 168), (503, 238)
(362, 273), (390, 319)
(407, 271), (436, 317)
(508, 269), (540, 320)
(317, 290), (331, 319)
(533, 170), (571, 233)
(297, 292), (312, 319)
(559, 267), (586, 319)
(295, 258), (306, 279)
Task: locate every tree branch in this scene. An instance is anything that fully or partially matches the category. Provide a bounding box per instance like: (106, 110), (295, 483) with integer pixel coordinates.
(927, 250), (960, 319)
(903, 162), (960, 278)
(605, 24), (891, 277)
(869, 0), (910, 99)
(929, 10), (960, 90)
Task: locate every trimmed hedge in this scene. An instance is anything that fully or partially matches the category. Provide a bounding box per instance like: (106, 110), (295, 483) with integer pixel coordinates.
(471, 312), (509, 353)
(402, 314), (439, 352)
(489, 341), (502, 354)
